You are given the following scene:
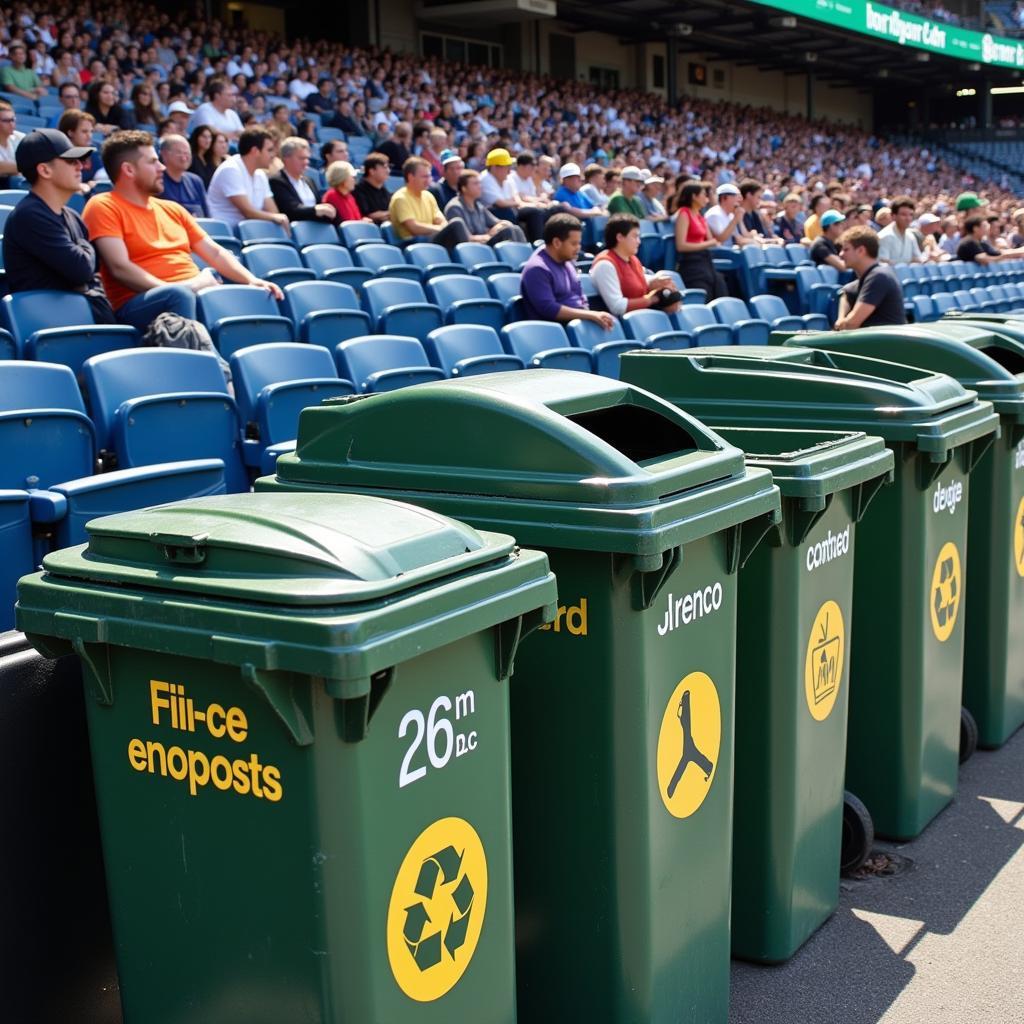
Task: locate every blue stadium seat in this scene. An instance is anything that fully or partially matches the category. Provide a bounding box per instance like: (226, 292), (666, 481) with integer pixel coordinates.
(911, 295), (937, 322)
(405, 242), (465, 280)
(334, 335), (446, 393)
(565, 317), (641, 378)
(362, 278), (444, 340)
(672, 305), (734, 347)
(622, 309), (693, 350)
(354, 243), (422, 281)
(423, 325), (524, 377)
(0, 94), (35, 114)
(0, 489), (32, 628)
(0, 204), (16, 233)
(197, 285), (295, 360)
(300, 244), (374, 293)
(380, 222), (409, 248)
(638, 221), (663, 269)
(1, 290), (137, 372)
(339, 222), (383, 249)
(582, 215), (607, 254)
(499, 321), (592, 372)
(487, 272), (523, 310)
(931, 292), (958, 317)
(425, 274), (506, 333)
(494, 240), (533, 270)
(794, 266), (841, 318)
(229, 343), (355, 473)
(454, 242), (507, 279)
(279, 280), (371, 348)
(661, 271), (706, 305)
(708, 297), (771, 345)
(785, 243), (813, 266)
(240, 244), (317, 287)
(237, 219), (295, 247)
(969, 287), (1002, 312)
(196, 217), (242, 255)
(83, 349), (249, 493)
(290, 221), (341, 251)
(749, 293), (829, 332)
(952, 289), (980, 312)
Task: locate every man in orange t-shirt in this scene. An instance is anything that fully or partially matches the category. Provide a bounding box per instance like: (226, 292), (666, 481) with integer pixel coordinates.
(83, 129), (282, 332)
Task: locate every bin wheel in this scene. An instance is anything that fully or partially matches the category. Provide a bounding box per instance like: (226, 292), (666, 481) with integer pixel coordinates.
(959, 706), (978, 764)
(841, 791), (874, 876)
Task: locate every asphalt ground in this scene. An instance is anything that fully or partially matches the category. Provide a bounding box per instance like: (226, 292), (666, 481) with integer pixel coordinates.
(728, 725), (1024, 1024)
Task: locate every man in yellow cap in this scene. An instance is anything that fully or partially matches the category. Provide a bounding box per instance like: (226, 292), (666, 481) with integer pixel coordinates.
(480, 146), (547, 241)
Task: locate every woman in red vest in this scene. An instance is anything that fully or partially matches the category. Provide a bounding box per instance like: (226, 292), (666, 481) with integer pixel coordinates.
(590, 214), (681, 316)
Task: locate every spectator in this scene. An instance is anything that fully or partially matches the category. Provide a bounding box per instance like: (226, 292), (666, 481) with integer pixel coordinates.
(704, 183), (746, 245)
(481, 147), (547, 241)
(877, 196), (923, 265)
(158, 134), (208, 218)
(423, 127), (450, 180)
(520, 212), (615, 327)
(738, 179), (779, 243)
(913, 212), (943, 260)
(388, 155), (470, 253)
(51, 82), (83, 126)
(535, 155), (557, 198)
(801, 194), (831, 243)
(206, 126), (289, 230)
(671, 179), (726, 299)
(607, 166), (647, 218)
(188, 124), (216, 187)
(323, 161), (366, 222)
(1010, 209), (1024, 248)
(320, 139), (349, 168)
(0, 42), (46, 100)
(130, 84), (161, 131)
(509, 151), (553, 214)
(82, 130), (283, 332)
(305, 78), (335, 117)
(580, 164), (606, 206)
(326, 98), (362, 135)
(602, 169), (620, 201)
(590, 213), (680, 316)
(938, 215), (960, 257)
(874, 206), (893, 230)
(552, 162), (604, 219)
(429, 150), (464, 209)
(774, 193), (803, 243)
(809, 210), (847, 271)
(3, 128), (113, 323)
(956, 216), (1006, 264)
(353, 152), (392, 225)
(0, 101), (24, 189)
(85, 80), (131, 136)
(640, 174), (668, 222)
(190, 80), (243, 141)
(58, 110), (106, 189)
(269, 136), (337, 222)
(444, 168), (526, 246)
(834, 226), (906, 330)
(166, 101), (193, 137)
(378, 121), (412, 175)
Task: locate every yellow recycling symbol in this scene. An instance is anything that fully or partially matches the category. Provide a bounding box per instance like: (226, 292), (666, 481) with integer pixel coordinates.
(930, 541), (962, 643)
(1015, 496), (1024, 579)
(804, 600), (844, 721)
(387, 817), (488, 1002)
(656, 671), (721, 819)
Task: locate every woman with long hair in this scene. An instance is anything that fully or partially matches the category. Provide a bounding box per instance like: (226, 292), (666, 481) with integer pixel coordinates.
(189, 124), (215, 186)
(672, 180), (726, 299)
(85, 79), (131, 135)
(210, 133), (230, 172)
(129, 83), (160, 130)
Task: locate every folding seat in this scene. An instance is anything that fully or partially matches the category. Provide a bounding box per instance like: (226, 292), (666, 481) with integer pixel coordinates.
(494, 240), (533, 270)
(2, 290), (137, 372)
(785, 243), (812, 266)
(579, 273), (604, 311)
(237, 218), (295, 247)
(423, 325), (524, 377)
(334, 335), (445, 393)
(347, 137), (372, 163)
(505, 295), (526, 323)
(279, 280), (371, 348)
(197, 285), (294, 360)
(0, 205), (15, 234)
(637, 221), (663, 270)
(749, 293), (829, 332)
(405, 242), (464, 280)
(986, 284), (1015, 311)
(740, 246), (769, 296)
(301, 244), (374, 292)
(240, 244), (317, 287)
(354, 242), (422, 281)
(499, 321), (592, 371)
(565, 317), (641, 378)
(969, 287), (1003, 312)
(660, 270), (706, 305)
(83, 349), (249, 493)
(195, 217), (241, 255)
(708, 296), (771, 345)
(952, 289), (980, 312)
(0, 361), (225, 555)
(0, 189), (28, 204)
(931, 293), (958, 317)
(622, 309), (693, 350)
(454, 241), (507, 279)
(290, 221), (341, 251)
(229, 343), (354, 474)
(339, 222), (383, 249)
(425, 274), (506, 334)
(362, 278), (444, 341)
(380, 222), (408, 248)
(0, 94), (35, 114)
(816, 264), (842, 287)
(794, 266), (841, 318)
(910, 295), (937, 323)
(318, 127), (344, 144)
(672, 305), (734, 347)
(582, 215), (607, 254)
(762, 245), (798, 284)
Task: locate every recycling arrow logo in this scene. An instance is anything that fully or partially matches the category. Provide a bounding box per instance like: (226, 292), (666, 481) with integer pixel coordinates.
(930, 541), (962, 643)
(388, 817), (488, 1002)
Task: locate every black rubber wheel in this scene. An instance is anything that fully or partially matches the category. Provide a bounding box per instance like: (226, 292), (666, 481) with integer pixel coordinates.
(960, 705), (979, 764)
(841, 790), (874, 876)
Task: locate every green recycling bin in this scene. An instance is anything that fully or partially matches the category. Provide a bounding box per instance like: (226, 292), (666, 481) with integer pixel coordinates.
(620, 347), (999, 840)
(257, 370), (781, 1024)
(712, 426), (893, 963)
(774, 323), (1024, 749)
(16, 492), (556, 1024)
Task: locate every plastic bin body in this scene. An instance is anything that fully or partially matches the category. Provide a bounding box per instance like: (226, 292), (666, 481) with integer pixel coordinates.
(18, 493), (556, 1024)
(620, 347), (998, 839)
(784, 322), (1024, 747)
(713, 427), (893, 963)
(257, 370), (782, 1024)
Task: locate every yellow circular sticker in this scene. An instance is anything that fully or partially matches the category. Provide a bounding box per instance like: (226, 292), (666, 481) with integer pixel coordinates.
(930, 541), (962, 643)
(804, 600), (844, 721)
(1015, 496), (1024, 579)
(387, 817), (488, 1002)
(656, 671), (721, 819)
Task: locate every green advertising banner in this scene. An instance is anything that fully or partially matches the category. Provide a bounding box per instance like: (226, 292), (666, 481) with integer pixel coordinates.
(749, 0), (1024, 70)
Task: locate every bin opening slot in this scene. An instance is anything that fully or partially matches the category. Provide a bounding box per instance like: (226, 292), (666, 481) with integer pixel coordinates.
(565, 405), (700, 464)
(978, 345), (1024, 375)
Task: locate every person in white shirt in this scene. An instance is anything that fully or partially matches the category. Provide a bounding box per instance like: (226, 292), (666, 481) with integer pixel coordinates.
(0, 100), (25, 185)
(206, 126), (289, 230)
(190, 80), (243, 141)
(480, 147), (547, 242)
(877, 196), (923, 264)
(289, 67), (318, 102)
(704, 183), (745, 245)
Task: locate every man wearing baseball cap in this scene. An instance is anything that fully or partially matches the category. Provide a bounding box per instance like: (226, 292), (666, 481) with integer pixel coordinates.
(428, 149), (464, 209)
(480, 147), (546, 241)
(704, 182), (745, 245)
(552, 162), (605, 219)
(955, 191), (987, 213)
(808, 209), (847, 272)
(2, 128), (114, 322)
(607, 166), (647, 219)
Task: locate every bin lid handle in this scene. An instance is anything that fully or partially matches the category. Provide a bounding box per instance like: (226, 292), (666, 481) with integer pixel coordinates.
(149, 531), (209, 565)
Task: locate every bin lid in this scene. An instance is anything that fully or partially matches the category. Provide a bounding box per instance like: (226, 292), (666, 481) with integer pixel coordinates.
(708, 428), (894, 503)
(17, 493), (557, 687)
(270, 370), (781, 555)
(776, 324), (1024, 422)
(619, 346), (999, 461)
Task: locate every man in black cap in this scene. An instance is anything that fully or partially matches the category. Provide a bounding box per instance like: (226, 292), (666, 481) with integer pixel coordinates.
(2, 129), (115, 323)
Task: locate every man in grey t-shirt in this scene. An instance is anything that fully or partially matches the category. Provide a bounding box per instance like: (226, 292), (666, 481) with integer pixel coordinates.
(444, 169), (526, 245)
(834, 226), (906, 331)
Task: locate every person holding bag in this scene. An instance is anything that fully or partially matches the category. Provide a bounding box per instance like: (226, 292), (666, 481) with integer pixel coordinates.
(589, 213), (681, 316)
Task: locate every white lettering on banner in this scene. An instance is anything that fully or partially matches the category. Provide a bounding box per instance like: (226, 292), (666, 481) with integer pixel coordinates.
(864, 4), (947, 49)
(982, 33), (1023, 66)
(657, 583), (724, 637)
(933, 480), (964, 516)
(806, 527), (851, 573)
